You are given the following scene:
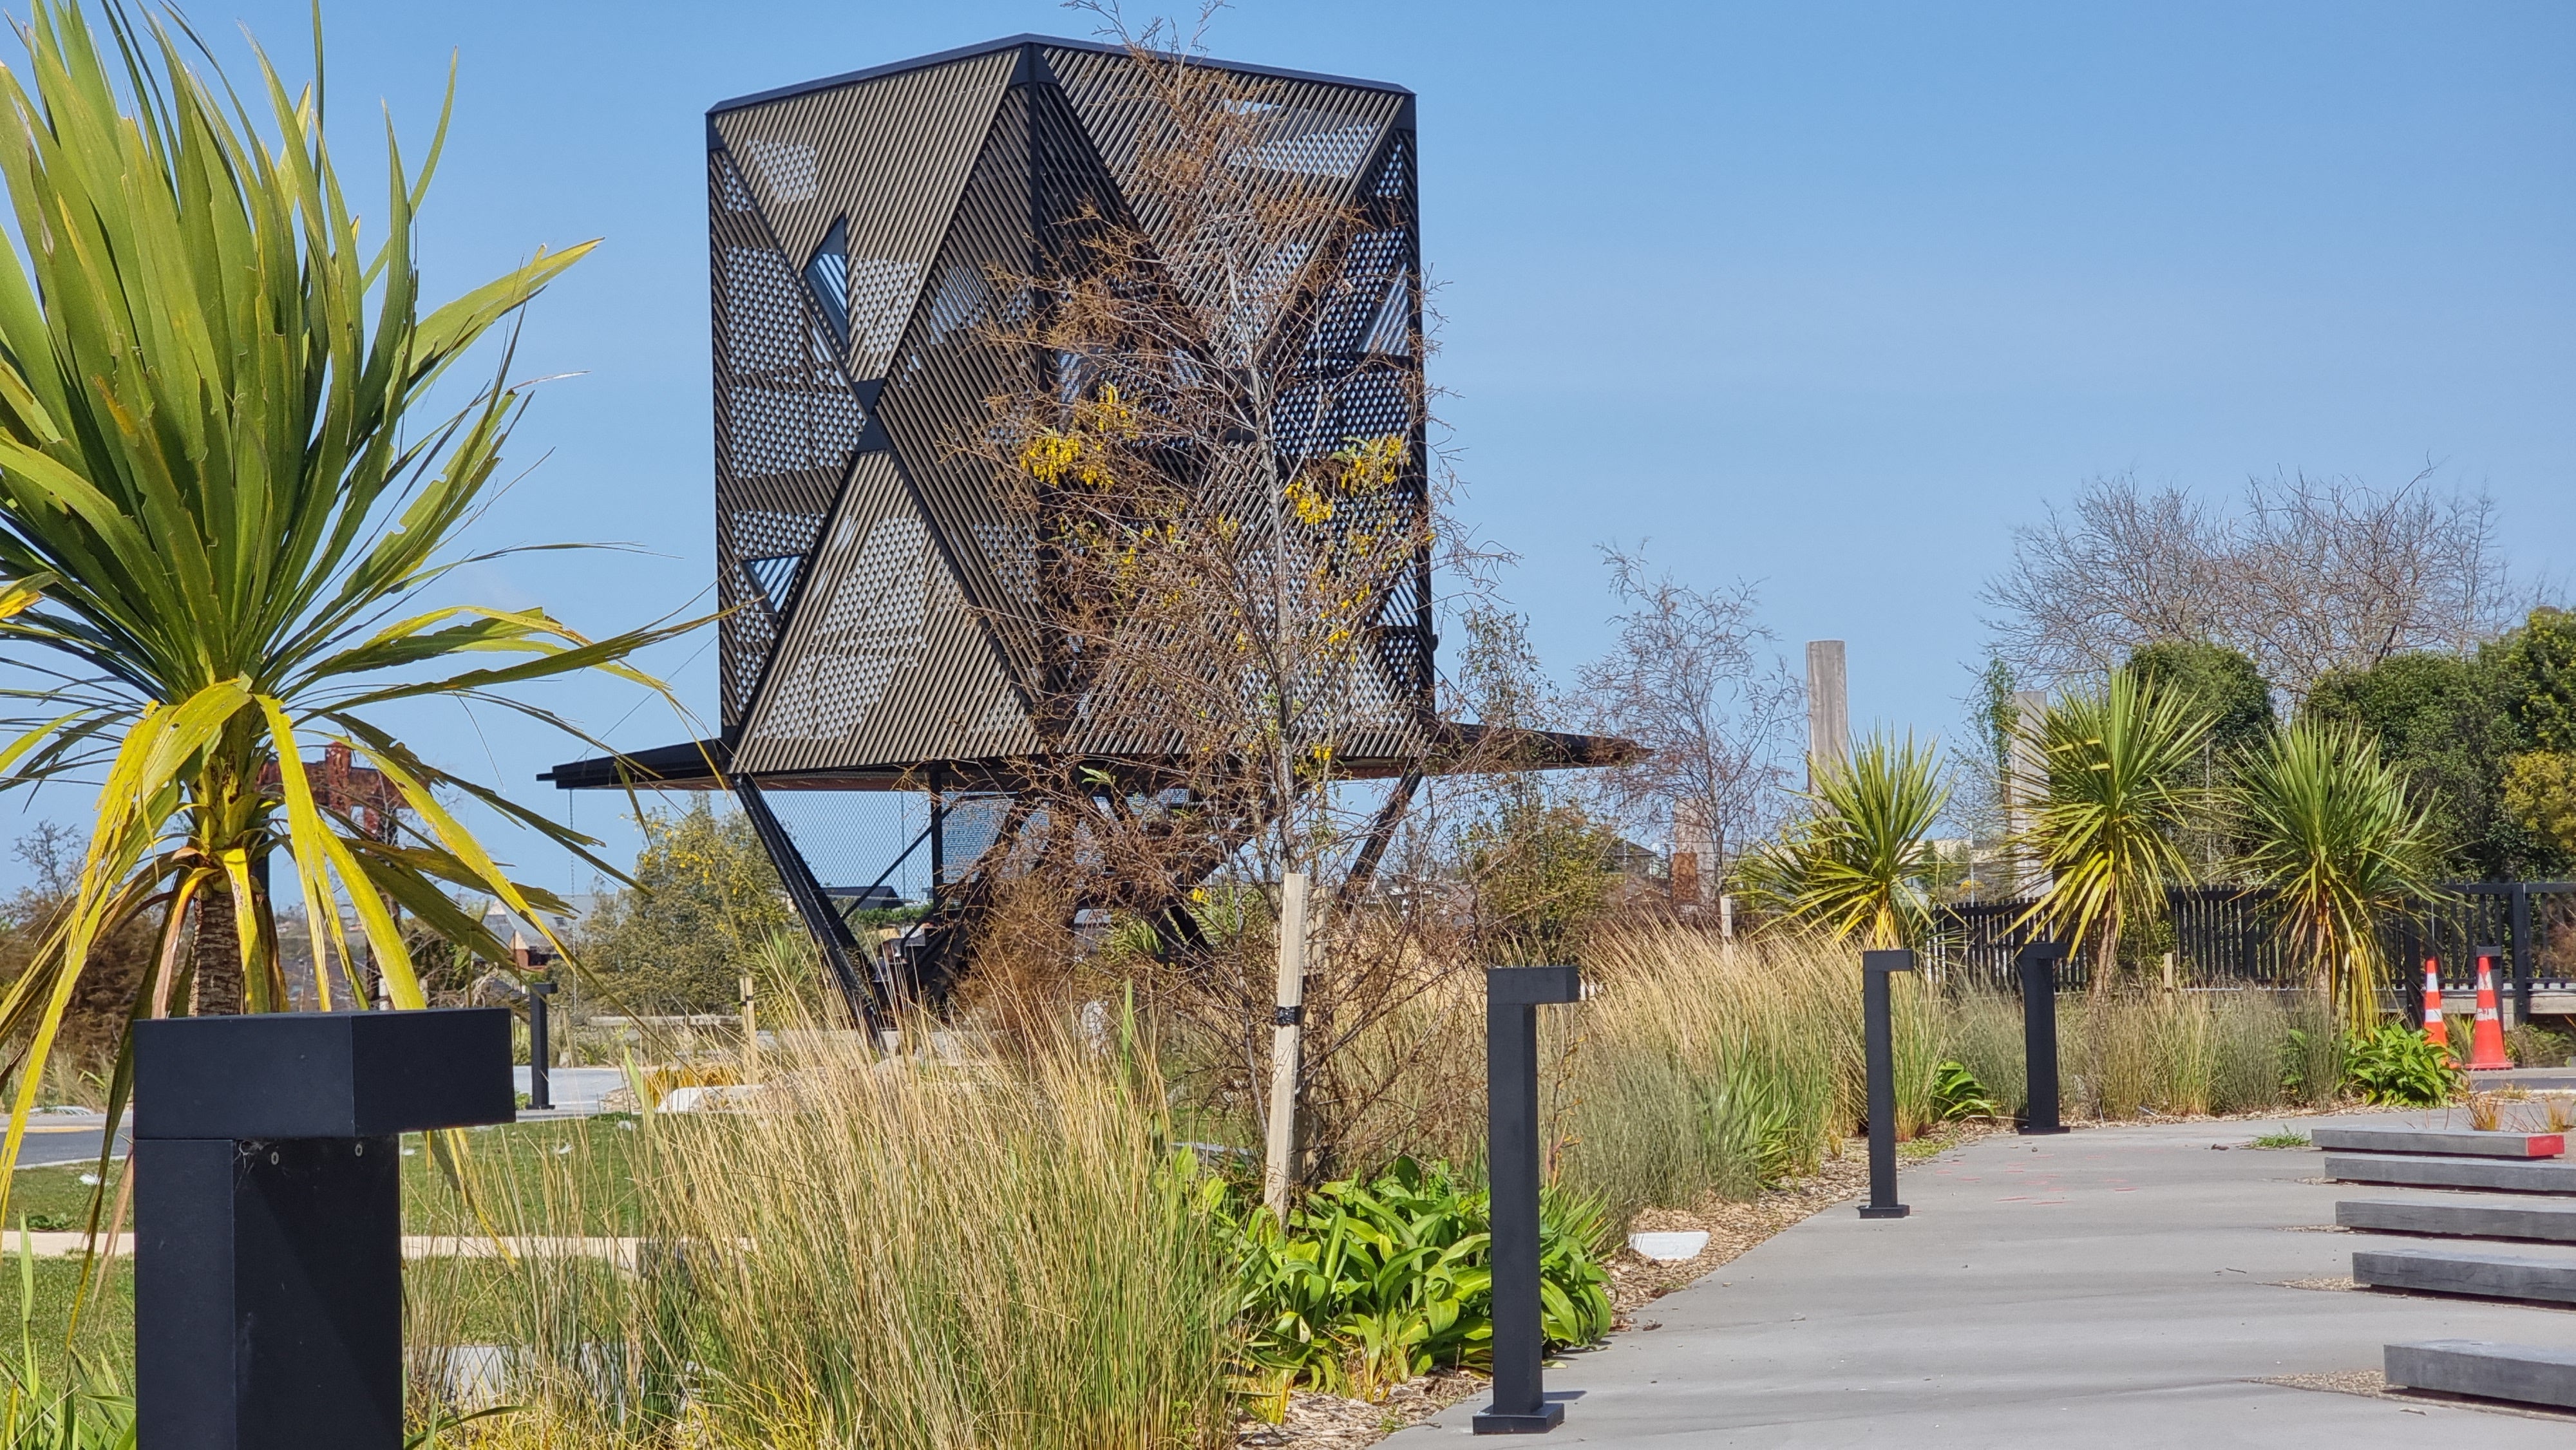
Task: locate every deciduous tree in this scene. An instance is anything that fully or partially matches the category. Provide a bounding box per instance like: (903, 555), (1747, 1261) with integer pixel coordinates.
(1578, 546), (1801, 883)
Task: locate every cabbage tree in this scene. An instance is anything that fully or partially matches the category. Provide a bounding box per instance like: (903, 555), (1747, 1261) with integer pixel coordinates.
(2233, 720), (2442, 1033)
(1737, 732), (1949, 950)
(0, 4), (688, 1186)
(2017, 672), (2209, 988)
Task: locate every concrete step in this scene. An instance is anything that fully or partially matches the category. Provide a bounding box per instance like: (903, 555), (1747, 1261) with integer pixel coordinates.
(2313, 1125), (2565, 1159)
(2385, 1339), (2576, 1411)
(2340, 1196), (2576, 1244)
(2323, 1153), (2576, 1195)
(2353, 1247), (2576, 1306)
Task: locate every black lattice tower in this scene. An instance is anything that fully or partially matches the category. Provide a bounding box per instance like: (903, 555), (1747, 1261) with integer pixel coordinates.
(710, 37), (1425, 775)
(549, 38), (1615, 1020)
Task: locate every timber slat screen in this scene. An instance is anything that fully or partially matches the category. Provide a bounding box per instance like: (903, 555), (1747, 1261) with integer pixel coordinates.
(1930, 883), (2576, 1013)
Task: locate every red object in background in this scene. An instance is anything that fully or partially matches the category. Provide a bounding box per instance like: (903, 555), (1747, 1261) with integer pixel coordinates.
(255, 740), (403, 841)
(2467, 952), (2515, 1072)
(2421, 957), (2448, 1059)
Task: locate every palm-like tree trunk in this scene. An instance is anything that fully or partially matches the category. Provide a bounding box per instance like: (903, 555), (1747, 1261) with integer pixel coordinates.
(189, 881), (242, 1016)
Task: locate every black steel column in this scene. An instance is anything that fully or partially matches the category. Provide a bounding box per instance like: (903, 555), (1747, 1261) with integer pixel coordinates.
(134, 1010), (514, 1448)
(527, 980), (556, 1111)
(2512, 883), (2533, 1026)
(1861, 949), (1915, 1220)
(735, 775), (883, 1037)
(927, 765), (945, 910)
(1476, 965), (1582, 1436)
(2016, 942), (2068, 1136)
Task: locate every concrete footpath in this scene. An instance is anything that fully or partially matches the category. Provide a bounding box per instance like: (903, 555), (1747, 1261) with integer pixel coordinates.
(1396, 1115), (2576, 1447)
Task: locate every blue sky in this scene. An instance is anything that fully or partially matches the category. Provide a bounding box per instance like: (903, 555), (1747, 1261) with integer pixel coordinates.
(5, 0), (2571, 894)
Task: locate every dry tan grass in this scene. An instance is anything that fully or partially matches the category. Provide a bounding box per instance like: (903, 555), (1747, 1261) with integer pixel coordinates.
(412, 1012), (1236, 1450)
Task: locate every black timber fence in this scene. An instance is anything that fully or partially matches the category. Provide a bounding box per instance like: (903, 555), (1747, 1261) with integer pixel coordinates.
(1927, 881), (2576, 1020)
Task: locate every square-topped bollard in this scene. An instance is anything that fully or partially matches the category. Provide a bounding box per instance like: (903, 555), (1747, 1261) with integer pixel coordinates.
(133, 1009), (516, 1449)
(2016, 942), (2069, 1136)
(1859, 950), (1915, 1219)
(1476, 965), (1582, 1435)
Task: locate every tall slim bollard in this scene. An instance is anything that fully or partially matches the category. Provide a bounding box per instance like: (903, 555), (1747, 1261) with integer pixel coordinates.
(1860, 950), (1914, 1220)
(134, 1010), (515, 1447)
(1477, 965), (1583, 1435)
(528, 979), (557, 1111)
(515, 930), (558, 1111)
(2016, 942), (2068, 1136)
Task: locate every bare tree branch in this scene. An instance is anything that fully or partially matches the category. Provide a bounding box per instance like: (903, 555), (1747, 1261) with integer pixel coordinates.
(1578, 545), (1802, 874)
(1983, 467), (2521, 695)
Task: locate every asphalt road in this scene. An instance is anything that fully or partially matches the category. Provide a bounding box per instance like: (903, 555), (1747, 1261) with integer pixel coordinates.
(0, 1066), (627, 1171)
(1398, 1113), (2576, 1447)
(10, 1118), (124, 1170)
(512, 1065), (627, 1114)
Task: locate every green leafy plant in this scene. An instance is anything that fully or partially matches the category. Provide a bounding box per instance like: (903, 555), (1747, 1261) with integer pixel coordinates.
(2342, 1021), (2459, 1107)
(2247, 1127), (2311, 1149)
(1736, 731), (1950, 949)
(2233, 721), (2443, 1034)
(0, 2), (691, 1197)
(0, 1227), (131, 1447)
(2018, 671), (2211, 989)
(1929, 1059), (2001, 1122)
(1231, 1159), (1610, 1406)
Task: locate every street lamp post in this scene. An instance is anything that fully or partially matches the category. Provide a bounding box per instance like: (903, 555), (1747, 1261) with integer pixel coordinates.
(2017, 941), (2068, 1136)
(133, 1010), (515, 1446)
(1860, 950), (1915, 1220)
(1475, 965), (1583, 1435)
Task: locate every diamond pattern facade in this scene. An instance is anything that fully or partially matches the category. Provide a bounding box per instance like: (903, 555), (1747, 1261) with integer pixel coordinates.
(709, 36), (1425, 775)
(549, 37), (1452, 1019)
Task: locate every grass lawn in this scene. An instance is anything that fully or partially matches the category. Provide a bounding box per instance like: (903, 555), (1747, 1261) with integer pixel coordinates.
(0, 1259), (131, 1387)
(3, 1116), (652, 1239)
(0, 1116), (656, 1368)
(403, 1116), (649, 1237)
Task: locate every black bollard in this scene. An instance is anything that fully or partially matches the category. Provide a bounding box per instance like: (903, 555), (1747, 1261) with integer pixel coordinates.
(2016, 942), (2069, 1136)
(134, 1009), (515, 1449)
(1859, 950), (1914, 1220)
(528, 981), (558, 1111)
(1475, 965), (1582, 1435)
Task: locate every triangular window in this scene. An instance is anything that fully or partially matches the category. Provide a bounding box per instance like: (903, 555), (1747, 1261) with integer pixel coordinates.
(805, 217), (851, 348)
(744, 554), (805, 616)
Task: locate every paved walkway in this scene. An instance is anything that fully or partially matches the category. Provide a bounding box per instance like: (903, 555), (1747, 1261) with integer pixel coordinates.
(1398, 1114), (2576, 1447)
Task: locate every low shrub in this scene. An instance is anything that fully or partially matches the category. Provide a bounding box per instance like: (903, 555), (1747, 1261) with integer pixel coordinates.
(2507, 1020), (2573, 1069)
(1232, 1158), (1611, 1408)
(2342, 1020), (2459, 1106)
(1929, 1060), (2001, 1122)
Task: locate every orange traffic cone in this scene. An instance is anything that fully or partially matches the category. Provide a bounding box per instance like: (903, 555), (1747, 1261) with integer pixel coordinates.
(2466, 950), (2514, 1072)
(2420, 957), (2448, 1057)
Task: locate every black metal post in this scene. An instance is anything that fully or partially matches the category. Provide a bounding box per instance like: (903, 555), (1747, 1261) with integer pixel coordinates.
(1476, 965), (1582, 1436)
(1861, 950), (1915, 1219)
(927, 765), (945, 910)
(2016, 942), (2067, 1136)
(134, 1010), (515, 1448)
(735, 775), (883, 1037)
(2511, 883), (2533, 1026)
(528, 981), (557, 1111)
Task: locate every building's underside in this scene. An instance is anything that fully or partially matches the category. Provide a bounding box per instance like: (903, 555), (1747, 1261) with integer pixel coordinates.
(545, 36), (1627, 1027)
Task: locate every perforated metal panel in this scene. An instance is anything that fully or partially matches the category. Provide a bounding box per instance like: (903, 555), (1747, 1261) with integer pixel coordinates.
(708, 32), (1429, 816)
